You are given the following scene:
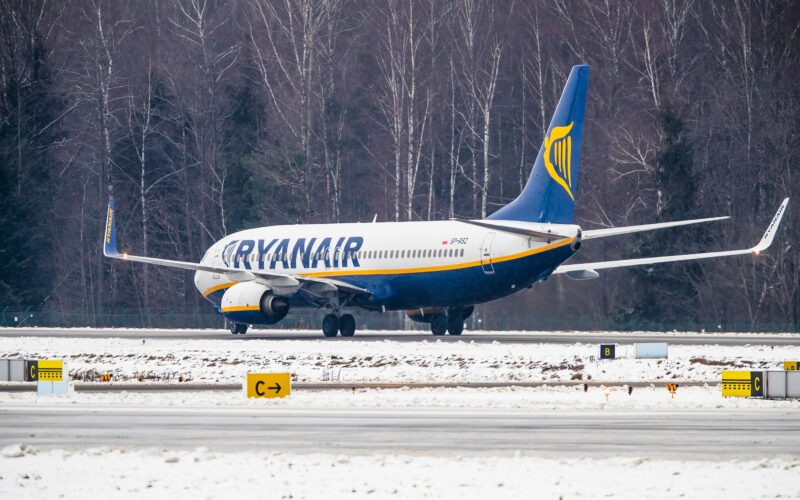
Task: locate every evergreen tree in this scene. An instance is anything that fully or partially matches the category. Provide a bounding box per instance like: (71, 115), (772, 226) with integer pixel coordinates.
(618, 107), (704, 328)
(0, 29), (60, 308)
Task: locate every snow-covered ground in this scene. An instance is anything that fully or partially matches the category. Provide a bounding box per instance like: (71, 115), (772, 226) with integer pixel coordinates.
(1, 334), (797, 383)
(3, 332), (799, 498)
(1, 444), (798, 499)
(1, 385), (799, 410)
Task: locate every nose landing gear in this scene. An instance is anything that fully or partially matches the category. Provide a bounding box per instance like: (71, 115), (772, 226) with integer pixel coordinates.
(229, 322), (248, 335)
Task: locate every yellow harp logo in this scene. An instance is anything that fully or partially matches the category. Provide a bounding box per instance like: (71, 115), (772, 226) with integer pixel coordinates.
(543, 122), (575, 200)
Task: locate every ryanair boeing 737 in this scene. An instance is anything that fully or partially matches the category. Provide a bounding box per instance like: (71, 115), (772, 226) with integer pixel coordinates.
(103, 64), (789, 337)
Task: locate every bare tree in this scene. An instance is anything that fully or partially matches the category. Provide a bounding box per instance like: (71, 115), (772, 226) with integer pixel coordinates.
(167, 0), (239, 236)
(375, 0), (431, 221)
(247, 0), (341, 219)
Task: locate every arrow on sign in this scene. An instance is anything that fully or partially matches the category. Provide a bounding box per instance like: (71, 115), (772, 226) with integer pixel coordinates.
(269, 382), (281, 394)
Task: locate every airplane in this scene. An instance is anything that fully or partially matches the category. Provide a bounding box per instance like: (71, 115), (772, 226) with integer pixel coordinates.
(102, 64), (789, 337)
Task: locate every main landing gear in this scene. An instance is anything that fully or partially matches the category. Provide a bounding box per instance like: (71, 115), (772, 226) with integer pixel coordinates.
(322, 313), (356, 338)
(430, 308), (465, 336)
(230, 322), (248, 335)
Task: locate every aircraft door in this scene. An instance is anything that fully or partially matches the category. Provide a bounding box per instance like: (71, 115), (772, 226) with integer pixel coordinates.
(480, 232), (495, 274)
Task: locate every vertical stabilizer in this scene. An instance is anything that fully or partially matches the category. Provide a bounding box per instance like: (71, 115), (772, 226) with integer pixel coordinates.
(489, 64), (590, 223)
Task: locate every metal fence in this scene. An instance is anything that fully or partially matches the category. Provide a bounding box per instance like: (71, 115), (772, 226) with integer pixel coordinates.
(0, 305), (796, 332)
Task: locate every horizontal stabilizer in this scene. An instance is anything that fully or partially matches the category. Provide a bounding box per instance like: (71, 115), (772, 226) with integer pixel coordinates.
(554, 198), (788, 274)
(453, 218), (574, 241)
(582, 215), (729, 240)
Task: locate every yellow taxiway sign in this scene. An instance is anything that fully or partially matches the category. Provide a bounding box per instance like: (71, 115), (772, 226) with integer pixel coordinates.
(246, 372), (291, 398)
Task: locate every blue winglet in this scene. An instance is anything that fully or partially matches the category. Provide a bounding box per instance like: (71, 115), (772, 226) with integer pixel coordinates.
(103, 197), (120, 257)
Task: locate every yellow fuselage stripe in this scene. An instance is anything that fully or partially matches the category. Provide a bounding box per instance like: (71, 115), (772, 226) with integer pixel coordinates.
(221, 305), (261, 313)
(204, 282), (236, 297)
(204, 238), (574, 297)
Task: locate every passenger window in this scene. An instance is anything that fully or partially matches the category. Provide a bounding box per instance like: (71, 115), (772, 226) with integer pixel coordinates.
(460, 248), (464, 257)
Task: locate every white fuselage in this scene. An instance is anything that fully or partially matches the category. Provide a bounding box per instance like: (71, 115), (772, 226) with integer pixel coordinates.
(194, 220), (579, 310)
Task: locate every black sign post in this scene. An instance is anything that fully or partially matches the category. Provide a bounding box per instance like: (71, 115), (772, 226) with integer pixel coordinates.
(600, 344), (615, 360)
(24, 360), (38, 382)
(750, 371), (764, 397)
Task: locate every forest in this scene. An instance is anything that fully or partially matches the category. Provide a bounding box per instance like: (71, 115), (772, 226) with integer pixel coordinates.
(0, 0), (797, 331)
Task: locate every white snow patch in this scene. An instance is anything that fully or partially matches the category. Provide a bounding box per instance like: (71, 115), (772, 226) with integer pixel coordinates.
(0, 447), (797, 499)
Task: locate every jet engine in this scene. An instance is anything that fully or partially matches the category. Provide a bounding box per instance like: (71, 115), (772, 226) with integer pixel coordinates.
(220, 282), (290, 325)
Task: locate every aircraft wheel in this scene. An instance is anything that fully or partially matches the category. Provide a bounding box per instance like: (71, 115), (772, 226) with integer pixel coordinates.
(430, 314), (447, 336)
(447, 310), (464, 336)
(230, 323), (247, 335)
(339, 314), (356, 337)
(238, 324), (248, 335)
(322, 314), (339, 337)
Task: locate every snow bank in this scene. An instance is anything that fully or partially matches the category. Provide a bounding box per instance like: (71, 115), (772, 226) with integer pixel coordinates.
(1, 335), (797, 383)
(1, 386), (798, 411)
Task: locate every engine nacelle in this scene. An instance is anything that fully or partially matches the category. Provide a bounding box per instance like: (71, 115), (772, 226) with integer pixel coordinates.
(220, 282), (290, 325)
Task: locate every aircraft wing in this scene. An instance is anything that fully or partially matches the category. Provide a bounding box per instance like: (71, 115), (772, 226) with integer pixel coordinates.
(581, 215), (729, 240)
(553, 198), (788, 279)
(102, 198), (370, 295)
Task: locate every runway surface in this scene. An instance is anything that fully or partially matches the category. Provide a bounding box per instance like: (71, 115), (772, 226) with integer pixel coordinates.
(2, 404), (797, 458)
(2, 327), (798, 345)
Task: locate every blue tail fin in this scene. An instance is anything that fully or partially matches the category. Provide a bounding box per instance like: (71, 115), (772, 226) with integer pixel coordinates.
(489, 64), (590, 223)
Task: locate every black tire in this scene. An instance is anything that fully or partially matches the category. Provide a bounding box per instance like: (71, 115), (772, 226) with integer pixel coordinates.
(322, 314), (339, 337)
(230, 322), (240, 335)
(447, 310), (464, 336)
(339, 314), (356, 337)
(430, 314), (447, 336)
(238, 324), (248, 335)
